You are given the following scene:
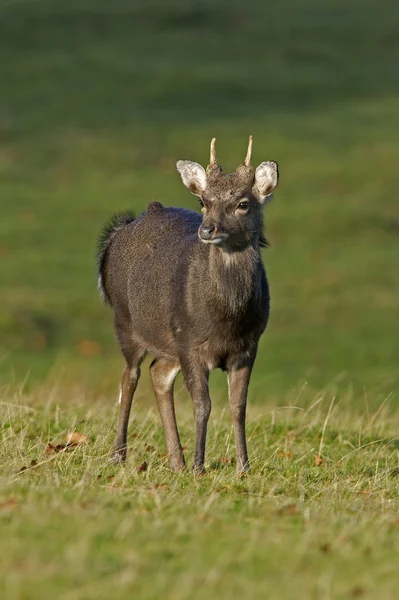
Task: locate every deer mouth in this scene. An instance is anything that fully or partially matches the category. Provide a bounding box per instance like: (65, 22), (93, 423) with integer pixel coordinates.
(198, 232), (229, 246)
(201, 237), (225, 245)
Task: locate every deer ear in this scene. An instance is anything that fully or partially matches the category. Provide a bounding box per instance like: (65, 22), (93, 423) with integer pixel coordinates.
(253, 161), (279, 204)
(176, 160), (207, 197)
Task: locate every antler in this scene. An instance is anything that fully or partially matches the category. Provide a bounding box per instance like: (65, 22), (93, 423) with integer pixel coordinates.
(209, 138), (217, 166)
(244, 135), (253, 167)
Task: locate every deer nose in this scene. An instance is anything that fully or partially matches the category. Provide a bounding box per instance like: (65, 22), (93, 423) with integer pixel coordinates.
(199, 224), (216, 241)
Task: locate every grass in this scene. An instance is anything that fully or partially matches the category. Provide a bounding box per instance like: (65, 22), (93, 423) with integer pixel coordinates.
(1, 385), (399, 599)
(1, 0), (399, 597)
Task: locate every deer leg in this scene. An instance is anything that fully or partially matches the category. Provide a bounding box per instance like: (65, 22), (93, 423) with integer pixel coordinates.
(112, 317), (145, 464)
(181, 363), (211, 474)
(112, 362), (142, 463)
(227, 358), (255, 474)
(150, 358), (186, 472)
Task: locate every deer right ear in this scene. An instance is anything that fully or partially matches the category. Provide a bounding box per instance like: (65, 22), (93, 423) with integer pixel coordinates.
(176, 160), (207, 197)
(253, 161), (279, 204)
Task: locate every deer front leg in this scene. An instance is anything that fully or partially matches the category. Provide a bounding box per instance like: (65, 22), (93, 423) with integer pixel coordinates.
(181, 362), (211, 474)
(227, 357), (255, 474)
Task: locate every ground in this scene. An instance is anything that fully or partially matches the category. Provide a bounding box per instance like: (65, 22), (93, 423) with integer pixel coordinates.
(2, 390), (399, 599)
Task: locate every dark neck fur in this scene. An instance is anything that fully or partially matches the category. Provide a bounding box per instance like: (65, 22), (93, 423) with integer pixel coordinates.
(208, 244), (262, 317)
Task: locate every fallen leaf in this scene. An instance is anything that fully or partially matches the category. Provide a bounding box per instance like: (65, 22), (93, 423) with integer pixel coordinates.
(0, 499), (17, 510)
(277, 503), (300, 517)
(351, 585), (366, 598)
(216, 456), (232, 465)
(61, 443), (78, 451)
(137, 461), (148, 473)
(314, 455), (323, 466)
(98, 474), (115, 482)
(75, 339), (102, 357)
(65, 432), (89, 445)
(45, 442), (78, 455)
(278, 451), (292, 458)
(107, 484), (121, 493)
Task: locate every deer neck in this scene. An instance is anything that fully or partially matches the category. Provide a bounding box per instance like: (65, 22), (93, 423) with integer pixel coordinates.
(208, 244), (261, 316)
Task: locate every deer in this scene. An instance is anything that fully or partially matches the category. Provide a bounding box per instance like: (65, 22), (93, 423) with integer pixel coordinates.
(97, 136), (279, 474)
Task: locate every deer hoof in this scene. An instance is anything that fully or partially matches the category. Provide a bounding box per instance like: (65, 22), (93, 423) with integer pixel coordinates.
(236, 464), (251, 477)
(192, 464), (206, 476)
(169, 459), (187, 472)
(110, 448), (127, 465)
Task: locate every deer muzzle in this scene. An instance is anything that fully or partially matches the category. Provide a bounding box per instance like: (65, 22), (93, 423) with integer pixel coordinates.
(198, 224), (228, 245)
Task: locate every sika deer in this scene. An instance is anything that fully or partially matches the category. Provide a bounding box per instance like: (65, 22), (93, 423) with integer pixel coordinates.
(97, 137), (279, 473)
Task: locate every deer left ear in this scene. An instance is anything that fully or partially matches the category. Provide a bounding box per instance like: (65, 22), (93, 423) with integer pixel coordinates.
(253, 161), (279, 204)
(176, 160), (207, 197)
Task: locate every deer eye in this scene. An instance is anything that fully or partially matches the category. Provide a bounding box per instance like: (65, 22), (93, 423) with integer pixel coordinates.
(236, 200), (249, 212)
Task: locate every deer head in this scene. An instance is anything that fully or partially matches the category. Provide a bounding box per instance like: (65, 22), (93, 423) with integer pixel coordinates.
(177, 137), (279, 251)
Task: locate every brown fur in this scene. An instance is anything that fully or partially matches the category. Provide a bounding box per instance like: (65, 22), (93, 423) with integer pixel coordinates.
(98, 141), (278, 473)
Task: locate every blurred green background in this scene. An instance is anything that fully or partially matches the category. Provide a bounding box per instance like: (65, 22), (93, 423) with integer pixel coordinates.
(1, 0), (398, 404)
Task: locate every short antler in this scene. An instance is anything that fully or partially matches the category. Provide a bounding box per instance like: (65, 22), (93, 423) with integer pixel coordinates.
(209, 138), (217, 167)
(244, 135), (253, 167)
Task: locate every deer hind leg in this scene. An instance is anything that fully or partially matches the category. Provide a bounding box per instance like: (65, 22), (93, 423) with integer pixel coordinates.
(150, 358), (186, 471)
(112, 318), (145, 463)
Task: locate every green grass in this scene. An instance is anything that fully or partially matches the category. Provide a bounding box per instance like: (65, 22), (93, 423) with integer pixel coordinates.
(1, 0), (399, 597)
(1, 386), (399, 599)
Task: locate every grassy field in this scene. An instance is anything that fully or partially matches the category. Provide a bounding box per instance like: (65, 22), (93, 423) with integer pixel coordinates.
(1, 0), (399, 598)
(2, 388), (399, 599)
